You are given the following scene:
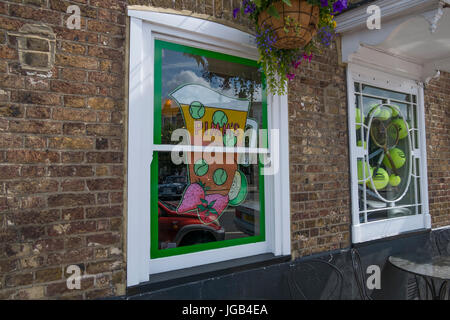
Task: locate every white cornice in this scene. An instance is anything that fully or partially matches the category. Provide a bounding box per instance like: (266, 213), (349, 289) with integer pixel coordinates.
(336, 0), (441, 33)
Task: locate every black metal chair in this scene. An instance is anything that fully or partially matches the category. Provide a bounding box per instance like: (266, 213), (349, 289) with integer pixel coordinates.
(425, 229), (450, 300)
(433, 229), (450, 257)
(285, 258), (344, 300)
(350, 248), (373, 300)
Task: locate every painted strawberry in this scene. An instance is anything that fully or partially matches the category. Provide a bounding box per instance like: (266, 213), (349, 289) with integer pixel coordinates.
(177, 183), (205, 213)
(197, 194), (229, 224)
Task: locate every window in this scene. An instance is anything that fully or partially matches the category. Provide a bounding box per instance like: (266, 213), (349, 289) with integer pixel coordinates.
(151, 40), (267, 258)
(127, 10), (291, 286)
(347, 64), (431, 243)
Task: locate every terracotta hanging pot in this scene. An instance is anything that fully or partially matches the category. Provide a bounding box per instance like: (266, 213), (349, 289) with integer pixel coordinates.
(258, 0), (320, 49)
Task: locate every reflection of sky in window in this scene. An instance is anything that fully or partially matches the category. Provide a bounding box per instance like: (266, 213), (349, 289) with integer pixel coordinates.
(161, 49), (262, 102)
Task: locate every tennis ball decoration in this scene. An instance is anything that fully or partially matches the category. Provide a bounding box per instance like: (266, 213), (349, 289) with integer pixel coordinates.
(229, 170), (248, 206)
(357, 160), (372, 184)
(224, 131), (237, 147)
(389, 174), (402, 187)
(370, 104), (392, 121)
(391, 118), (408, 140)
(367, 167), (389, 190)
(189, 101), (205, 119)
(193, 159), (209, 177)
(355, 108), (364, 129)
(213, 168), (228, 186)
(212, 110), (228, 128)
(383, 148), (406, 169)
(357, 140), (368, 150)
(389, 104), (400, 117)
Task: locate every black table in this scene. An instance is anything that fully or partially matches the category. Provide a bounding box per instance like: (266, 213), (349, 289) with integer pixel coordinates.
(389, 254), (450, 300)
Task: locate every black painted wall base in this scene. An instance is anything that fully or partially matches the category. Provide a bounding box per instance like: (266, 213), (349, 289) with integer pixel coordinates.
(123, 228), (449, 300)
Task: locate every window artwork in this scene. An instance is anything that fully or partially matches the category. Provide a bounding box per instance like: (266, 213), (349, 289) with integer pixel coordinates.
(354, 83), (422, 223)
(151, 40), (267, 258)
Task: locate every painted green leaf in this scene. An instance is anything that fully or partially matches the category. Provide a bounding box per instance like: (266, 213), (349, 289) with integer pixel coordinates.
(282, 0), (292, 6)
(254, 0), (262, 8)
(207, 200), (216, 209)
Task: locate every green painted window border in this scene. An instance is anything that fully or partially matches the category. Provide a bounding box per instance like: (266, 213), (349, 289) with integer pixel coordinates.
(151, 39), (268, 259)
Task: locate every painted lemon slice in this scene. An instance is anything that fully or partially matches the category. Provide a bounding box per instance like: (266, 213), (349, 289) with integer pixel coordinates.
(228, 170), (248, 206)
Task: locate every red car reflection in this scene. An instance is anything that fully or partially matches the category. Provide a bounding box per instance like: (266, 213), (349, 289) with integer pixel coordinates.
(158, 200), (225, 249)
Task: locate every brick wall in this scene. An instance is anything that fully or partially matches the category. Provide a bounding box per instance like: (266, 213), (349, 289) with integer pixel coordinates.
(288, 44), (351, 259)
(0, 0), (127, 299)
(424, 72), (450, 229)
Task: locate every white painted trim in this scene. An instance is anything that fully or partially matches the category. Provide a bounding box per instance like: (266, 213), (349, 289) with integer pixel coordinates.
(127, 10), (290, 286)
(417, 84), (432, 229)
(128, 9), (257, 60)
(347, 46), (425, 82)
(337, 0), (448, 82)
(335, 0), (440, 34)
(127, 17), (152, 286)
(347, 63), (430, 244)
(352, 215), (429, 243)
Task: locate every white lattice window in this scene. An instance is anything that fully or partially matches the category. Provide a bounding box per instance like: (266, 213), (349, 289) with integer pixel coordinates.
(347, 64), (431, 243)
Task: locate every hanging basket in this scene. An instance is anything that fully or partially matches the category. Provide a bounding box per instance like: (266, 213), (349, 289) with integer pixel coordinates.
(257, 0), (320, 50)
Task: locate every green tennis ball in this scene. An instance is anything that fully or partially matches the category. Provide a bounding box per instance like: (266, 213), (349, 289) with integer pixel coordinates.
(213, 168), (228, 186)
(390, 104), (400, 117)
(355, 108), (364, 129)
(391, 118), (408, 140)
(367, 167), (389, 190)
(383, 148), (406, 169)
(229, 170), (248, 206)
(194, 159), (209, 176)
(212, 111), (228, 127)
(357, 160), (372, 184)
(189, 101), (205, 119)
(370, 106), (392, 121)
(389, 174), (401, 187)
(224, 132), (237, 147)
(357, 140), (368, 150)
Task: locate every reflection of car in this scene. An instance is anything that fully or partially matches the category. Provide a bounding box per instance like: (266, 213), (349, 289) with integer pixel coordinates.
(234, 201), (259, 236)
(158, 201), (225, 249)
(158, 176), (187, 200)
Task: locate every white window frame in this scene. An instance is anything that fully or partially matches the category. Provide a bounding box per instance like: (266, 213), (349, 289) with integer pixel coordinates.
(347, 63), (431, 244)
(126, 9), (291, 287)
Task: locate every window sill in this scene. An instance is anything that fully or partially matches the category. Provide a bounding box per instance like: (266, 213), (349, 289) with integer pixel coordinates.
(126, 253), (291, 297)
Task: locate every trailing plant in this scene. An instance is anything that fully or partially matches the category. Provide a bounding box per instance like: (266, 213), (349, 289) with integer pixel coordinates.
(233, 0), (348, 95)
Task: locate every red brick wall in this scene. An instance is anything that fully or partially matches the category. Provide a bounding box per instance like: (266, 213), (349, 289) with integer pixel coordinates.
(424, 72), (450, 229)
(0, 0), (127, 299)
(288, 44), (351, 259)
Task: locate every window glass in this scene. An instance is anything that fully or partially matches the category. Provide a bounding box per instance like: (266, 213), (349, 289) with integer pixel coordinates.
(151, 41), (266, 259)
(354, 82), (421, 223)
(157, 43), (264, 146)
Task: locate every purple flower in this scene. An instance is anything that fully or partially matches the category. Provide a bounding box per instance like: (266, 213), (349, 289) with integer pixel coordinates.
(293, 59), (302, 69)
(233, 8), (239, 19)
(287, 73), (295, 81)
(243, 0), (256, 15)
(320, 0), (329, 7)
(318, 26), (335, 46)
(332, 0), (348, 14)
